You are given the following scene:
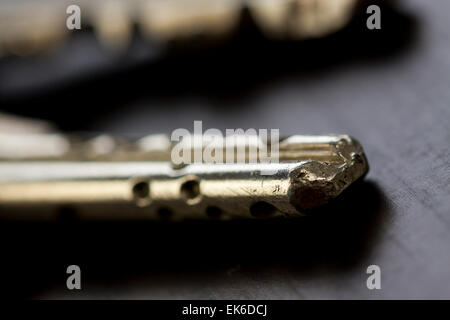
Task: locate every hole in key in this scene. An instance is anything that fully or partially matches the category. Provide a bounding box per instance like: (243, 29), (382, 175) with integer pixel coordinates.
(180, 179), (201, 201)
(133, 181), (150, 199)
(206, 206), (222, 218)
(250, 201), (277, 218)
(157, 207), (173, 218)
(132, 181), (151, 206)
(57, 205), (78, 222)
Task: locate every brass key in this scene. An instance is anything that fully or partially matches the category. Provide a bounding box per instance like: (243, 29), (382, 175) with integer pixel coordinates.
(0, 0), (359, 56)
(0, 133), (368, 220)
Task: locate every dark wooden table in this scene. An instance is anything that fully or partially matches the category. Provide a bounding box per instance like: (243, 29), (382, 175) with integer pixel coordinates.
(0, 0), (449, 299)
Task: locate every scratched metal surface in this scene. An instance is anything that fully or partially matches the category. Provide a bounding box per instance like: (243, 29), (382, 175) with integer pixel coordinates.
(0, 0), (449, 299)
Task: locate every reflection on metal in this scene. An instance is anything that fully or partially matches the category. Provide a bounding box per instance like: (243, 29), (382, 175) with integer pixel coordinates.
(0, 0), (358, 56)
(0, 133), (369, 220)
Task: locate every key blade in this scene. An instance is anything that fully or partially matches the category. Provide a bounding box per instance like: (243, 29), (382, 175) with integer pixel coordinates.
(0, 134), (368, 220)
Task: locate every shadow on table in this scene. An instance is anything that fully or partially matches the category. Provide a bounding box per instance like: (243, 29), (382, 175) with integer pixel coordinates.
(0, 180), (391, 298)
(0, 1), (419, 132)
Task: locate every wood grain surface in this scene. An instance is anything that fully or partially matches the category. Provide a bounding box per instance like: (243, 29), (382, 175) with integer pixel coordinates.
(0, 0), (448, 299)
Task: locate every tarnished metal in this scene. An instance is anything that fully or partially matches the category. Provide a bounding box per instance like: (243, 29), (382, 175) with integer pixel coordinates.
(0, 0), (358, 56)
(0, 133), (369, 220)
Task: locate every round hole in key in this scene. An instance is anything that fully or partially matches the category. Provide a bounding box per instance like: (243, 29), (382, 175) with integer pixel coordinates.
(133, 181), (150, 198)
(250, 201), (277, 218)
(132, 181), (151, 206)
(206, 206), (222, 218)
(57, 205), (79, 222)
(180, 179), (201, 203)
(157, 207), (173, 218)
